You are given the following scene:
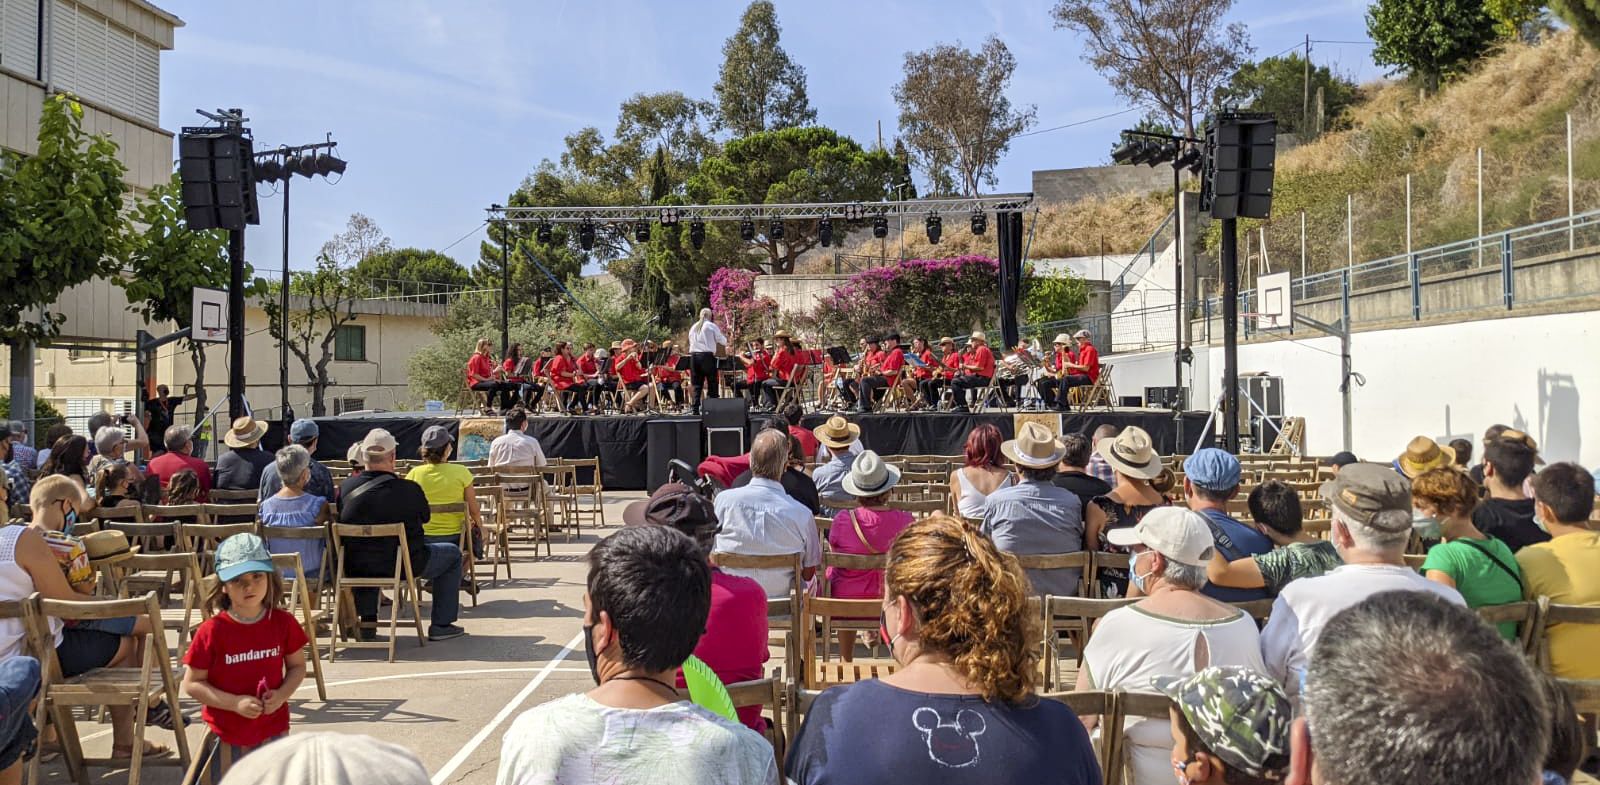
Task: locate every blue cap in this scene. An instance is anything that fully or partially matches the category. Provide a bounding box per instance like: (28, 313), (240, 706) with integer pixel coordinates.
(1184, 448), (1242, 491)
(289, 418), (319, 444)
(215, 533), (275, 582)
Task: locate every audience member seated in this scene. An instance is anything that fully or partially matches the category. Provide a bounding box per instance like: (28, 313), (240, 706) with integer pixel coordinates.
(0, 656), (40, 785)
(1323, 451), (1358, 476)
(92, 462), (138, 509)
(1182, 448), (1274, 603)
(1516, 461), (1600, 679)
(1, 438), (29, 508)
(1052, 432), (1110, 520)
(1076, 507), (1266, 785)
(260, 445), (329, 580)
(982, 422), (1085, 597)
(1448, 437), (1473, 469)
(1261, 463), (1464, 710)
(730, 423), (821, 514)
(1468, 423), (1510, 484)
(258, 418), (335, 501)
(486, 408), (548, 470)
(32, 423), (72, 474)
(949, 423), (1015, 519)
(497, 526), (776, 785)
(623, 482), (770, 733)
(1086, 423), (1119, 484)
(712, 429), (821, 599)
(87, 425), (144, 487)
(1473, 430), (1551, 551)
(1537, 672), (1591, 785)
(147, 425), (212, 500)
(219, 732), (430, 785)
(338, 429), (466, 642)
(407, 426), (485, 585)
(1285, 591), (1545, 785)
(780, 403), (817, 461)
(1206, 480), (1341, 597)
(786, 514), (1100, 785)
(1084, 426), (1168, 598)
(165, 468), (204, 507)
(215, 416), (274, 491)
(38, 434), (90, 487)
(1393, 434), (1454, 481)
(1157, 666), (1292, 785)
(826, 450), (913, 659)
(1410, 467), (1523, 641)
(810, 416), (860, 509)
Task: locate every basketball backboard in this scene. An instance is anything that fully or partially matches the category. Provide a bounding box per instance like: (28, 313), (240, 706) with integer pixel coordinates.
(1255, 271), (1292, 330)
(192, 287), (228, 343)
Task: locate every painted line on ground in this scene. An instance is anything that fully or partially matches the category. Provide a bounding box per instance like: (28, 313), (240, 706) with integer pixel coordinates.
(291, 665), (596, 694)
(430, 630), (584, 785)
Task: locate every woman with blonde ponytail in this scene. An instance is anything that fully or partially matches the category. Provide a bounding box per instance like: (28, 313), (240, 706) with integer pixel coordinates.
(785, 514), (1101, 784)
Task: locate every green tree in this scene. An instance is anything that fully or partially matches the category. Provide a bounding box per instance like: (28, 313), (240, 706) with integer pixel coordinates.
(1052, 0), (1252, 139)
(713, 1), (817, 136)
(1548, 0), (1600, 47)
(687, 126), (899, 274)
(120, 174), (237, 424)
(355, 247), (470, 303)
(894, 36), (1038, 196)
(407, 303), (564, 405)
(1367, 0), (1496, 89)
(259, 254), (360, 417)
(1219, 53), (1358, 135)
(1024, 269), (1091, 325)
(0, 395), (65, 447)
(0, 94), (129, 417)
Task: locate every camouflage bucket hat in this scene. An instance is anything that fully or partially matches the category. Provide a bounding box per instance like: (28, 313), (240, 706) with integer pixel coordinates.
(1153, 666), (1292, 780)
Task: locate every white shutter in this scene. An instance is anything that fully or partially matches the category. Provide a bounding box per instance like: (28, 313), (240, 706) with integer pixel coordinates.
(65, 398), (100, 434)
(70, 5), (106, 106)
(132, 36), (157, 125)
(1, 0), (40, 80)
(104, 23), (136, 117)
(47, 0), (76, 91)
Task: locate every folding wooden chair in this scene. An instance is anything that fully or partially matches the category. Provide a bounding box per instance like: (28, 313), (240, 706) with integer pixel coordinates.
(92, 501), (145, 527)
(816, 552), (887, 600)
(471, 484), (513, 585)
(1230, 598), (1276, 625)
(710, 552), (803, 688)
(566, 458), (607, 530)
(1089, 551), (1132, 599)
(1537, 598), (1600, 675)
(259, 521), (333, 606)
(270, 552), (329, 701)
(1040, 690), (1120, 779)
(427, 502), (478, 608)
(540, 465), (581, 542)
(1109, 691), (1173, 785)
(107, 551), (208, 650)
(494, 471), (550, 558)
(1043, 596), (1136, 678)
(774, 363), (812, 412)
(800, 596), (898, 689)
(206, 489), (257, 504)
(26, 592), (192, 785)
(1070, 366), (1116, 411)
(179, 519), (259, 572)
(725, 677), (789, 767)
(1476, 600), (1544, 657)
(329, 523), (427, 662)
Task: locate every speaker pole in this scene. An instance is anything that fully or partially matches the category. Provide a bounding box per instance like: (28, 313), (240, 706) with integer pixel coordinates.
(228, 226), (247, 420)
(1220, 218), (1240, 453)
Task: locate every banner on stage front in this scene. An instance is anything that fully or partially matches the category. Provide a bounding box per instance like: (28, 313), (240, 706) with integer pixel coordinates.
(458, 418), (505, 462)
(1014, 412), (1063, 439)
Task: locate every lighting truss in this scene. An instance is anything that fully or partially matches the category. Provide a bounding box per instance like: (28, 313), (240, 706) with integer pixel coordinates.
(486, 194), (1034, 224)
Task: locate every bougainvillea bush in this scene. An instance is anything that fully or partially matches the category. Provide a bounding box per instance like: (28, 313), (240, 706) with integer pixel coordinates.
(709, 266), (784, 341)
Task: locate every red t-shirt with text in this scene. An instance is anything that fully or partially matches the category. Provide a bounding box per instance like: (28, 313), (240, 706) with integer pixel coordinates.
(184, 608), (308, 746)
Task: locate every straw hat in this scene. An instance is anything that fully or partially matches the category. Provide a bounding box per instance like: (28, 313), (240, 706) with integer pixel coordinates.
(1496, 429), (1546, 465)
(82, 530), (136, 563)
(841, 450), (901, 497)
(938, 336), (955, 346)
(1096, 426), (1163, 479)
(813, 415), (861, 450)
(1001, 422), (1069, 469)
(620, 338), (637, 351)
(1052, 333), (1072, 345)
(1396, 436), (1454, 478)
(223, 416), (267, 448)
(969, 331), (988, 343)
(773, 330), (792, 339)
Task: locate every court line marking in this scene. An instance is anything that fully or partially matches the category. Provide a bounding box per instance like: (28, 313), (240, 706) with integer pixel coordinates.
(292, 665), (596, 694)
(430, 630), (584, 785)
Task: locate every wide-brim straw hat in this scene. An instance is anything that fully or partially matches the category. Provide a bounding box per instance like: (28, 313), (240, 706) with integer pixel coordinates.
(938, 336), (955, 346)
(1001, 422), (1069, 469)
(970, 331), (988, 343)
(1052, 333), (1072, 345)
(621, 338), (638, 351)
(774, 330), (792, 339)
(223, 416), (267, 448)
(1396, 436), (1454, 478)
(841, 450), (901, 497)
(814, 415), (861, 450)
(1096, 425), (1163, 479)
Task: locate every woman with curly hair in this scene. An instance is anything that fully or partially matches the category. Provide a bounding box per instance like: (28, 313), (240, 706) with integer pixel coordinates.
(785, 514), (1100, 784)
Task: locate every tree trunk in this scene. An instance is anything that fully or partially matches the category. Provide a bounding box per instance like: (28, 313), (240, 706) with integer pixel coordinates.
(189, 342), (208, 428)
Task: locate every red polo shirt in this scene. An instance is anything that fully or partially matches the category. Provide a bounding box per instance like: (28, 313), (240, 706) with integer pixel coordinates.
(912, 349), (936, 380)
(654, 356), (682, 383)
(501, 357), (526, 383)
(966, 345), (995, 379)
(745, 351), (770, 383)
(577, 353), (599, 377)
(466, 352), (496, 386)
(547, 354), (577, 389)
(1076, 342), (1101, 382)
(616, 354), (645, 384)
(940, 351), (961, 379)
(879, 347), (906, 376)
(770, 347), (797, 381)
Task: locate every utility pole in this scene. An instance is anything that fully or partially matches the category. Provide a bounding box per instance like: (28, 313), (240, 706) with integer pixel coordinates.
(1302, 35), (1311, 136)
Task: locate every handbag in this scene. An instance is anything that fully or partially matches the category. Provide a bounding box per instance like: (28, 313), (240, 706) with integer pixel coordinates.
(849, 509), (881, 556)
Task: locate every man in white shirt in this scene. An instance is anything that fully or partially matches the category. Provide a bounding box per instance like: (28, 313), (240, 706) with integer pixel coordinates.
(712, 429), (820, 598)
(686, 308), (728, 415)
(1259, 463), (1464, 709)
(486, 408), (547, 470)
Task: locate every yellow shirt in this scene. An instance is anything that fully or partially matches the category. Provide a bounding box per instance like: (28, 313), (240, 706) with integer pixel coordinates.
(406, 462), (474, 538)
(1516, 530), (1600, 678)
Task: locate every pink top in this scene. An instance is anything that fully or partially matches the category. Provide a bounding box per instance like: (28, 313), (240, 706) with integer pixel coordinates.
(675, 569), (770, 731)
(826, 506), (915, 599)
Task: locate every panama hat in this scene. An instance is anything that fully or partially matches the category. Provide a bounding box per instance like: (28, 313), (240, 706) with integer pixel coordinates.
(82, 530), (136, 564)
(773, 330), (793, 339)
(969, 331), (988, 343)
(814, 415), (861, 450)
(1001, 422), (1069, 469)
(1052, 333), (1072, 345)
(1496, 429), (1546, 465)
(938, 336), (955, 346)
(1096, 425), (1163, 479)
(1396, 436), (1454, 478)
(841, 450), (901, 497)
(223, 416), (267, 448)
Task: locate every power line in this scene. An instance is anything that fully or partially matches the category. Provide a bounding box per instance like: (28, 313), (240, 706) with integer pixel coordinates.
(439, 220), (488, 254)
(1311, 39), (1375, 45)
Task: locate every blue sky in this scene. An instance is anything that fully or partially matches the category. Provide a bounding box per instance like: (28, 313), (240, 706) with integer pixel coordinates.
(155, 0), (1381, 274)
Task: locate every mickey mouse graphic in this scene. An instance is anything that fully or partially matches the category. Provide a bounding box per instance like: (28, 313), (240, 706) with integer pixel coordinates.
(912, 707), (987, 768)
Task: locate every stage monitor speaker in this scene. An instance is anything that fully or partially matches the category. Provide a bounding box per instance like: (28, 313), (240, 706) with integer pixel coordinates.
(702, 397), (748, 457)
(1144, 386), (1188, 410)
(1239, 375), (1284, 432)
(1252, 415), (1285, 449)
(1119, 396), (1143, 408)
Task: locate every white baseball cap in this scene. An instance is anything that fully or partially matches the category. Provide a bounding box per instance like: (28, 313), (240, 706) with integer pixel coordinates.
(361, 428), (397, 456)
(1105, 507), (1216, 566)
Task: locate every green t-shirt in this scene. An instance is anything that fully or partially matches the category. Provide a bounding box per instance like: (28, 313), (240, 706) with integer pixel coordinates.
(406, 462), (474, 537)
(1252, 540), (1342, 596)
(1421, 537), (1523, 640)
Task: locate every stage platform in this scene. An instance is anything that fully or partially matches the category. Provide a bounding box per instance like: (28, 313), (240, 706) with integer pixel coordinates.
(311, 408), (1210, 491)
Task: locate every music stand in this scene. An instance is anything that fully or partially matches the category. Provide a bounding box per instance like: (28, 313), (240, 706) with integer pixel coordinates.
(673, 355), (692, 372)
(825, 346), (851, 366)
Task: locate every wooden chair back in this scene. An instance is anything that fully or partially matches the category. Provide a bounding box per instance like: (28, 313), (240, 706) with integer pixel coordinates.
(180, 520), (259, 570)
(817, 551), (887, 598)
(1538, 599), (1600, 674)
(1040, 690), (1119, 778)
(207, 489), (258, 503)
(268, 552), (328, 700)
(1043, 595), (1136, 688)
(724, 677), (788, 766)
(1088, 551), (1131, 598)
(1476, 601), (1544, 657)
(1013, 551), (1092, 599)
(329, 523), (427, 662)
(802, 596), (898, 689)
(113, 551), (208, 648)
(92, 501), (145, 524)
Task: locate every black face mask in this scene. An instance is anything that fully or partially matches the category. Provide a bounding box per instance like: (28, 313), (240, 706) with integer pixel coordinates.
(582, 623), (600, 685)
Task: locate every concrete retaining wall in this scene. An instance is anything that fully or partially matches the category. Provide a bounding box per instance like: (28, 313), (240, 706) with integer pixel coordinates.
(1032, 165), (1186, 204)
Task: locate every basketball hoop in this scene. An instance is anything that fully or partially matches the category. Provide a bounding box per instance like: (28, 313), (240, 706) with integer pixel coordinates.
(191, 287), (228, 343)
(1238, 312), (1285, 330)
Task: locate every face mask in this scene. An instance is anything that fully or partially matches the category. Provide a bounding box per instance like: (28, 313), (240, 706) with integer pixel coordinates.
(879, 609), (900, 663)
(1411, 509), (1442, 540)
(1129, 551), (1156, 593)
(582, 623), (600, 685)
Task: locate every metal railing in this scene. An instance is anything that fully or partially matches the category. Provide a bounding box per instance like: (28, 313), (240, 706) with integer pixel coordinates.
(253, 270), (484, 305)
(831, 253), (892, 274)
(1109, 211), (1175, 311)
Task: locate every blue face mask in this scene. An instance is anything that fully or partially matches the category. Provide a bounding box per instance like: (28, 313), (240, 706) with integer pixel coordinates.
(1129, 551), (1155, 593)
(1411, 509), (1441, 540)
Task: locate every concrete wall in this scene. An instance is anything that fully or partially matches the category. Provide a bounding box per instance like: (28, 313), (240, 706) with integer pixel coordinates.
(1104, 307), (1600, 467)
(1032, 165), (1188, 205)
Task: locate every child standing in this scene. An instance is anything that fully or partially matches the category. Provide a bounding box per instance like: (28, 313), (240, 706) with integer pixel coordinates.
(182, 533), (307, 774)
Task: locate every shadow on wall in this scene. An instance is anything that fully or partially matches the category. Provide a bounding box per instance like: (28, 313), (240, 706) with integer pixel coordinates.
(1538, 370), (1582, 463)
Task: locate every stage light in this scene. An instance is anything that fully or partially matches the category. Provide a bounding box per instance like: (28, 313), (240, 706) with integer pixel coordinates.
(634, 220), (650, 243)
(740, 217), (755, 242)
(286, 155), (316, 178)
(970, 211), (987, 236)
(1129, 141), (1158, 166)
(577, 220), (596, 251)
(1111, 138), (1141, 164)
(689, 220), (705, 249)
(1146, 143), (1178, 167)
(1175, 146), (1202, 172)
(925, 214), (942, 244)
(818, 216), (833, 247)
(769, 219), (784, 240)
(659, 208), (680, 227)
(255, 158), (284, 184)
(536, 221), (553, 244)
(872, 215), (888, 239)
(843, 202), (865, 222)
(313, 153), (346, 176)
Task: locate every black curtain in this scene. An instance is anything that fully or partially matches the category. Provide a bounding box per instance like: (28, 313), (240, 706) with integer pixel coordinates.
(997, 210), (1024, 349)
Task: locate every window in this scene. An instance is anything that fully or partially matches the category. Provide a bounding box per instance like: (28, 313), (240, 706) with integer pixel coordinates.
(1, 0), (41, 80)
(65, 398), (100, 434)
(333, 398), (366, 415)
(45, 0), (162, 125)
(334, 324), (366, 362)
(68, 347), (105, 362)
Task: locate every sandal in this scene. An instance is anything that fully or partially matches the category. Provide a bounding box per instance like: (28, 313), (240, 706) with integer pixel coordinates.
(144, 701), (190, 731)
(110, 740), (171, 760)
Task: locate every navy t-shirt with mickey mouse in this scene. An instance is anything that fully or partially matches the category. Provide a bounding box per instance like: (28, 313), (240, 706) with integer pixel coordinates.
(786, 678), (1102, 785)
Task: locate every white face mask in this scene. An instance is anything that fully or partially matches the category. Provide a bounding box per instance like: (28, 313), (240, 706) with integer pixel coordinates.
(1129, 551), (1157, 593)
(1411, 508), (1442, 540)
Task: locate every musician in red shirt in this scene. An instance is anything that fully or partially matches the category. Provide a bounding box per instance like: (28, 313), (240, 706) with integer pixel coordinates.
(545, 341), (588, 413)
(918, 337), (960, 409)
(732, 339), (771, 405)
(653, 341), (686, 408)
(466, 337), (517, 411)
(857, 331), (906, 413)
(949, 331), (995, 412)
(841, 336), (883, 410)
(1035, 333), (1080, 411)
(761, 331), (799, 409)
(1058, 329), (1100, 410)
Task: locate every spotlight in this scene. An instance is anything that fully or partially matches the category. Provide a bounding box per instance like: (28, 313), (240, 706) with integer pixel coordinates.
(689, 220), (705, 250)
(843, 202), (865, 222)
(634, 220), (650, 243)
(255, 158), (284, 183)
(536, 221), (553, 244)
(818, 216), (833, 247)
(1174, 146), (1202, 171)
(1146, 143), (1178, 167)
(740, 217), (755, 242)
(1129, 141), (1158, 166)
(769, 219), (784, 240)
(872, 215), (888, 239)
(313, 153), (346, 176)
(659, 208), (680, 227)
(1111, 138), (1141, 164)
(286, 155), (317, 178)
(577, 220), (595, 251)
(970, 211), (987, 236)
(925, 214), (942, 244)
